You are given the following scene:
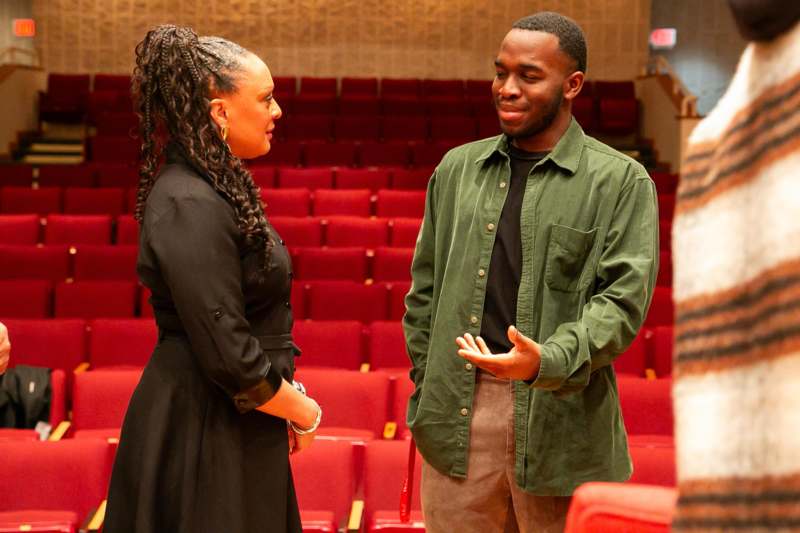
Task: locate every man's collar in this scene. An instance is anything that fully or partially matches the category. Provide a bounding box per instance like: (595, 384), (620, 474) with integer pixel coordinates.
(474, 117), (585, 175)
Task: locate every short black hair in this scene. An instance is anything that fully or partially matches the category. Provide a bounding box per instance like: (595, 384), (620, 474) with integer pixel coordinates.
(512, 12), (587, 73)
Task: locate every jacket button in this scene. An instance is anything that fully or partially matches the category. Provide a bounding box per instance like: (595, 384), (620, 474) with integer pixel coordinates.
(465, 363), (473, 371)
(213, 309), (223, 320)
(285, 302), (291, 308)
(478, 268), (486, 277)
(460, 408), (469, 416)
(499, 181), (507, 188)
(487, 223), (495, 231)
(470, 315), (478, 325)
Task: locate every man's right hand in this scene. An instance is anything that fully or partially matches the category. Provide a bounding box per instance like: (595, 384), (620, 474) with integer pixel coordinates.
(0, 322), (9, 375)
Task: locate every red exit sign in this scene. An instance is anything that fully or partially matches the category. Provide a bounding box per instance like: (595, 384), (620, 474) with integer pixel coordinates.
(650, 28), (677, 50)
(13, 19), (36, 38)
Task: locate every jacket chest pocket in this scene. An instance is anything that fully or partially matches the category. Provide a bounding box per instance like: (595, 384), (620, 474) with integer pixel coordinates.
(545, 224), (598, 292)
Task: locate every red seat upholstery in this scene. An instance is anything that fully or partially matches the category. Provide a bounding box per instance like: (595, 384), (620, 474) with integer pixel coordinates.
(651, 172), (679, 195)
(651, 326), (673, 377)
(0, 187), (61, 215)
(293, 94), (338, 116)
(325, 217), (389, 248)
(657, 250), (672, 287)
(381, 79), (421, 98)
(0, 165), (33, 187)
(63, 187), (125, 216)
(381, 117), (428, 142)
(424, 97), (472, 117)
(0, 214), (40, 244)
(260, 140), (303, 166)
(390, 218), (422, 247)
(613, 328), (649, 377)
(645, 287), (673, 327)
(338, 95), (381, 116)
(372, 247), (413, 282)
(270, 216), (323, 248)
(93, 74), (131, 92)
(88, 136), (138, 163)
(94, 112), (138, 136)
(285, 116), (333, 141)
(313, 189), (372, 217)
(1, 319), (86, 377)
(466, 79), (492, 98)
(410, 141), (458, 167)
(564, 482), (676, 533)
(617, 377), (673, 438)
(38, 165), (95, 188)
(73, 245), (138, 280)
(341, 77), (379, 97)
(391, 169), (431, 190)
(359, 142), (410, 168)
(261, 188), (312, 217)
(659, 219), (672, 251)
(0, 280), (51, 318)
(305, 142), (358, 167)
(598, 98), (639, 136)
(0, 439), (114, 531)
(278, 168), (334, 190)
(572, 95), (596, 133)
(658, 194), (675, 221)
(292, 439), (356, 532)
(629, 442), (676, 487)
(307, 281), (389, 322)
(294, 248), (369, 281)
(88, 318), (157, 369)
(115, 215), (139, 245)
(376, 191), (426, 218)
(430, 117), (477, 143)
(391, 376), (414, 438)
(249, 165), (276, 188)
(477, 115), (502, 138)
(0, 245), (70, 281)
(334, 116), (381, 142)
(273, 76), (297, 96)
(299, 77), (337, 96)
(93, 162), (139, 188)
(363, 440), (424, 532)
(388, 282), (411, 320)
(71, 369), (141, 435)
(39, 73), (90, 123)
(422, 79), (464, 98)
(294, 368), (391, 439)
(292, 320), (364, 369)
(44, 214), (112, 245)
(335, 168), (390, 191)
(368, 321), (409, 371)
(54, 281), (137, 318)
(291, 281), (306, 320)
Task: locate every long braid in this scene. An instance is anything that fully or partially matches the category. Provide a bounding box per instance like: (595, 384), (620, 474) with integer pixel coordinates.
(132, 25), (274, 271)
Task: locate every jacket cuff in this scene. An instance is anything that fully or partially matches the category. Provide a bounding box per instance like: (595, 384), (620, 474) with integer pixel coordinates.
(232, 364), (283, 413)
(530, 343), (563, 390)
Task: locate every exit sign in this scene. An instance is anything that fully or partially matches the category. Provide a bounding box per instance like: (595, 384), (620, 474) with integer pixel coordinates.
(650, 28), (677, 50)
(13, 19), (36, 38)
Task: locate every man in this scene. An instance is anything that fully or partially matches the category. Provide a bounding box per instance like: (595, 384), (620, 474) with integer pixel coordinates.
(0, 322), (9, 374)
(403, 12), (658, 533)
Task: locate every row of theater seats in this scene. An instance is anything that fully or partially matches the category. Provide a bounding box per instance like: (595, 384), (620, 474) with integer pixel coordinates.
(0, 317), (679, 380)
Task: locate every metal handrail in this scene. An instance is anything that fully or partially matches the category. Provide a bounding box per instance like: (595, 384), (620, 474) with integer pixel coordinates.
(0, 46), (41, 67)
(646, 55), (698, 117)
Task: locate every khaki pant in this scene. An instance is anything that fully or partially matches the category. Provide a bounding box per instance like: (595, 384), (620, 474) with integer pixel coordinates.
(421, 372), (571, 533)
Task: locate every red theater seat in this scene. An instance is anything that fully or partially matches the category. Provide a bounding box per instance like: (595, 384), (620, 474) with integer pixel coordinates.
(651, 172), (679, 195)
(390, 218), (422, 247)
(38, 165), (95, 188)
(294, 368), (391, 440)
(0, 245), (70, 281)
(299, 77), (337, 96)
(657, 250), (672, 287)
(339, 95), (381, 116)
(305, 142), (358, 167)
(382, 117), (428, 142)
(63, 187), (125, 216)
(325, 217), (389, 248)
(334, 116), (381, 142)
(430, 117), (477, 143)
(73, 245), (138, 280)
(261, 188), (311, 217)
(564, 482), (676, 533)
(376, 190), (426, 218)
(368, 321), (409, 371)
(466, 79), (492, 98)
(294, 248), (368, 281)
(0, 187), (61, 215)
(341, 77), (379, 96)
(89, 136), (138, 163)
(313, 189), (372, 217)
(71, 369), (141, 436)
(0, 280), (51, 318)
(388, 282), (411, 320)
(359, 141), (410, 168)
(651, 326), (673, 377)
(260, 140), (303, 166)
(659, 219), (672, 251)
(363, 440), (424, 532)
(54, 280), (137, 318)
(372, 247), (413, 282)
(0, 214), (40, 244)
(1, 319), (86, 376)
(93, 73), (131, 92)
(613, 328), (648, 377)
(391, 376), (414, 438)
(39, 73), (90, 123)
(249, 165), (276, 188)
(629, 442), (676, 487)
(335, 168), (390, 191)
(391, 169), (431, 190)
(278, 168), (334, 190)
(617, 377), (673, 439)
(94, 162), (139, 188)
(307, 281), (389, 322)
(293, 94), (338, 116)
(292, 439), (356, 533)
(88, 319), (157, 369)
(598, 97), (639, 136)
(270, 216), (323, 247)
(422, 79), (465, 98)
(410, 141), (457, 167)
(0, 165), (33, 187)
(572, 95), (597, 133)
(477, 115), (502, 138)
(0, 439), (114, 532)
(645, 287), (673, 327)
(44, 214), (112, 245)
(381, 79), (420, 98)
(292, 320), (364, 369)
(285, 116), (333, 142)
(115, 215), (139, 244)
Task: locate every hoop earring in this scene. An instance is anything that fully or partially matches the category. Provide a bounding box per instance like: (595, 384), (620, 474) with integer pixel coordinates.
(221, 125), (228, 141)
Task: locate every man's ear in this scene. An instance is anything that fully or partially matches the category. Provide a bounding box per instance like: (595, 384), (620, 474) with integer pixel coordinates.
(209, 97), (228, 129)
(563, 71), (585, 102)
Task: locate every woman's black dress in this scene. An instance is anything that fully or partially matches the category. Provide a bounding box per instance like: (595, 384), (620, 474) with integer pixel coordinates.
(104, 150), (302, 533)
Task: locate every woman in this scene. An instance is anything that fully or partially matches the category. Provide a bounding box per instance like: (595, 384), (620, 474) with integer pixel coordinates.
(103, 25), (320, 533)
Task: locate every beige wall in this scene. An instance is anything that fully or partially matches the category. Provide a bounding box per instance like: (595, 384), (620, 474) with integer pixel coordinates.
(31, 0), (650, 81)
(0, 66), (47, 156)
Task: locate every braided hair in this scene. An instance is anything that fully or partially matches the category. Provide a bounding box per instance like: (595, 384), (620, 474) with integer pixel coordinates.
(131, 24), (274, 270)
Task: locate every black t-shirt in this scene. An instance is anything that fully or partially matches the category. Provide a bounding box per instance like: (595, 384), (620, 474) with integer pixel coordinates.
(479, 143), (548, 354)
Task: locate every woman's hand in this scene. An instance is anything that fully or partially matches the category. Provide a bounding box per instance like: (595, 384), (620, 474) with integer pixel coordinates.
(0, 322), (10, 375)
(288, 425), (316, 454)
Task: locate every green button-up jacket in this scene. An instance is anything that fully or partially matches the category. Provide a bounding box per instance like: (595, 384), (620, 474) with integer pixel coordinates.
(402, 119), (659, 496)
